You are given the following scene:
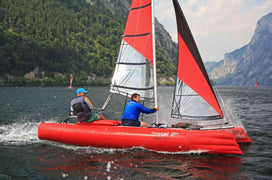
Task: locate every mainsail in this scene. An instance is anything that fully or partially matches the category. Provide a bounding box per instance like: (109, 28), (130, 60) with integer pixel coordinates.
(171, 0), (223, 120)
(111, 0), (223, 122)
(110, 0), (154, 101)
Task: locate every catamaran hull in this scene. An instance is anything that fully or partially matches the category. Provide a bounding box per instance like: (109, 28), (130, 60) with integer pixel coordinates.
(38, 120), (243, 155)
(216, 127), (252, 143)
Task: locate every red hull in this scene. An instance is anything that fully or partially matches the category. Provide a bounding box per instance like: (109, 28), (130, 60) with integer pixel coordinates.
(217, 127), (252, 143)
(38, 120), (243, 155)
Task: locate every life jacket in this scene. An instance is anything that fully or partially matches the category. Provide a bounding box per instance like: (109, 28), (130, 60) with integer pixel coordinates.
(70, 96), (92, 122)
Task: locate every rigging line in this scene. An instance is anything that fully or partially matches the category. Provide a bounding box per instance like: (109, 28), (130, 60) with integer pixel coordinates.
(171, 98), (181, 118)
(175, 79), (183, 118)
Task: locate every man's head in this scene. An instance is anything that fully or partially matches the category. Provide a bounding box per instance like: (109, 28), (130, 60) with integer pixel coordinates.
(131, 93), (140, 102)
(76, 88), (88, 96)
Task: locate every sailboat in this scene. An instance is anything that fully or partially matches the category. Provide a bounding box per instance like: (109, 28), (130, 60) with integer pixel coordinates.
(38, 0), (251, 154)
(255, 81), (260, 88)
(66, 75), (74, 89)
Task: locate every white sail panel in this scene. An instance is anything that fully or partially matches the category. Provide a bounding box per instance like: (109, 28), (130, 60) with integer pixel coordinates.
(171, 79), (221, 120)
(110, 40), (154, 101)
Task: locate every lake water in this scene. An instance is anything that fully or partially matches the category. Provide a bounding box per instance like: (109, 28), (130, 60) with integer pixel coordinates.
(0, 86), (271, 179)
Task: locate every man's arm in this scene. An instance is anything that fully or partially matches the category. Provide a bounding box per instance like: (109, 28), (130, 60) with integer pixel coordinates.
(84, 97), (94, 110)
(138, 103), (157, 114)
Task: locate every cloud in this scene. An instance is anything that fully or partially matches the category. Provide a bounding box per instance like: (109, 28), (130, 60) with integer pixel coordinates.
(155, 0), (272, 61)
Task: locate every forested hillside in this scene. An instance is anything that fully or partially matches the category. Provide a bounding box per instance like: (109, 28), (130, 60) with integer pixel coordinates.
(0, 0), (177, 86)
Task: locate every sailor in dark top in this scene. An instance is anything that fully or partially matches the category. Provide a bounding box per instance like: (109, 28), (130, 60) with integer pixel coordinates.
(71, 88), (105, 122)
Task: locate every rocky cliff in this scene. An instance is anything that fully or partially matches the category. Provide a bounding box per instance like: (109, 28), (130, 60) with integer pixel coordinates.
(208, 13), (272, 86)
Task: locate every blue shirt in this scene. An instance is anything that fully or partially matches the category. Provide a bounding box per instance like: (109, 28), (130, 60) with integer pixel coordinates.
(121, 100), (156, 120)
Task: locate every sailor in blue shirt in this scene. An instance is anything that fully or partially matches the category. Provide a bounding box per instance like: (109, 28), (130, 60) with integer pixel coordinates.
(121, 93), (158, 128)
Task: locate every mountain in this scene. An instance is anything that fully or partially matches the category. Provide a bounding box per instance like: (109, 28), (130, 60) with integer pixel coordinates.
(0, 0), (177, 86)
(207, 13), (272, 86)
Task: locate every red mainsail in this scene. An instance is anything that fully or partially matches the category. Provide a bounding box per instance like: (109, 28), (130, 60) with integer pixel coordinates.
(123, 0), (153, 62)
(173, 0), (223, 118)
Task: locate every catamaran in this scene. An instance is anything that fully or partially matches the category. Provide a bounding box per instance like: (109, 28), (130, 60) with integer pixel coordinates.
(38, 0), (251, 154)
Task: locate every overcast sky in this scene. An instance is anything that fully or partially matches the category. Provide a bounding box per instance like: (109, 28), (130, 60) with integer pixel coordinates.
(155, 0), (272, 62)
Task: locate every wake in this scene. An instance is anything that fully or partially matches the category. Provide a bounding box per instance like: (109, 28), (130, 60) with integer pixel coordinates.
(0, 120), (56, 145)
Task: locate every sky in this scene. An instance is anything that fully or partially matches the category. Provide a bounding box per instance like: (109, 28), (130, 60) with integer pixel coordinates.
(155, 0), (272, 62)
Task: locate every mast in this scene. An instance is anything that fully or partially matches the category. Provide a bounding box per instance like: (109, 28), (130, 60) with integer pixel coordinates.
(151, 0), (159, 124)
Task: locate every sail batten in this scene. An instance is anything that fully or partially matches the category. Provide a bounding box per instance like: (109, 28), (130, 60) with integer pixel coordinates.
(111, 85), (154, 91)
(123, 0), (153, 61)
(130, 2), (151, 11)
(123, 32), (151, 38)
(115, 62), (149, 65)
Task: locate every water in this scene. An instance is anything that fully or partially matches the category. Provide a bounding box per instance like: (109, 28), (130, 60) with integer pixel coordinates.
(0, 86), (271, 179)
